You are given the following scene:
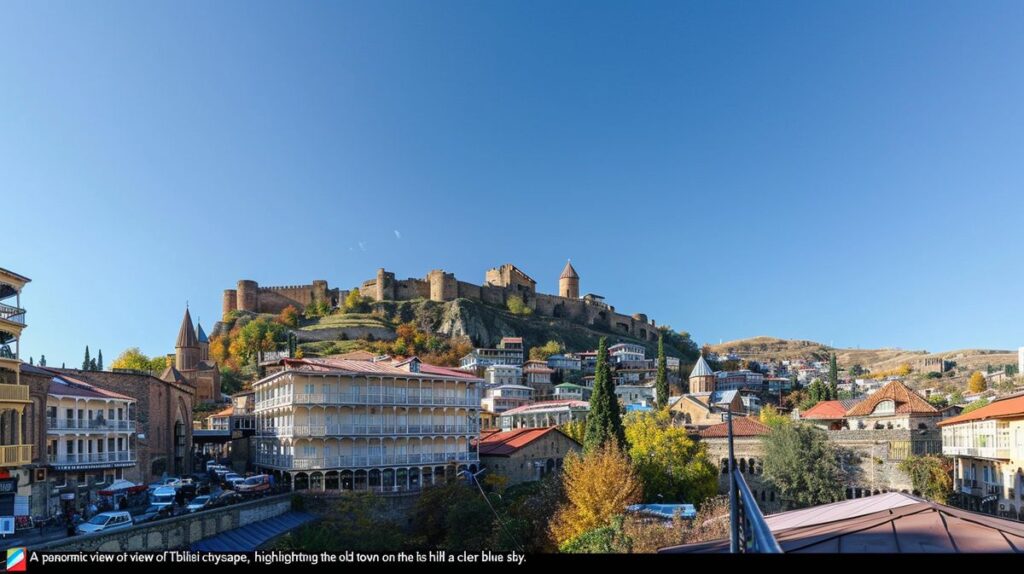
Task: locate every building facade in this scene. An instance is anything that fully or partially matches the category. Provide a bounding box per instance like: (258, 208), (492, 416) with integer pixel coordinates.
(479, 427), (581, 486)
(460, 337), (525, 371)
(253, 357), (481, 492)
(480, 384), (533, 415)
(484, 365), (522, 387)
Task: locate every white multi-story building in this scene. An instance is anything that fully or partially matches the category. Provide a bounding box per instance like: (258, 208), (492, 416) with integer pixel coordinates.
(480, 384), (533, 414)
(484, 365), (522, 387)
(254, 357), (481, 492)
(608, 343), (646, 364)
(45, 372), (137, 479)
(459, 337), (524, 370)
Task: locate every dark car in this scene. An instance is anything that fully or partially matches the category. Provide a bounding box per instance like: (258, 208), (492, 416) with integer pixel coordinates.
(135, 505), (174, 523)
(209, 491), (243, 509)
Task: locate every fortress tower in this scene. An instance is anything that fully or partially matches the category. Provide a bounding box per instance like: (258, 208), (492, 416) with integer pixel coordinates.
(559, 260), (580, 299)
(689, 354), (716, 393)
(175, 306), (200, 372)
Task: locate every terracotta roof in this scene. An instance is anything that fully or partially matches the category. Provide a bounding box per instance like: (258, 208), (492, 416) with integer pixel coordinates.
(698, 417), (770, 438)
(48, 372), (134, 401)
(478, 427), (576, 456)
(560, 261), (579, 280)
(938, 394), (1024, 427)
(326, 350), (377, 361)
(844, 379), (938, 417)
(801, 399), (863, 420)
(662, 494), (1024, 553)
(176, 307), (199, 348)
(278, 358), (482, 382)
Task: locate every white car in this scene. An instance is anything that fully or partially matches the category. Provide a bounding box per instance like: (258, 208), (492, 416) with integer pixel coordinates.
(150, 486), (177, 509)
(76, 511), (134, 535)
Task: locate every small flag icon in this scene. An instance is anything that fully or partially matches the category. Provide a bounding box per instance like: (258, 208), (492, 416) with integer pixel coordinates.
(6, 547), (26, 572)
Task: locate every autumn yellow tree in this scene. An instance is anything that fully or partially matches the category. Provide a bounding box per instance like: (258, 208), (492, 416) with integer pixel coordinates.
(110, 348), (167, 373)
(623, 410), (717, 504)
(530, 340), (564, 361)
(968, 371), (987, 393)
(276, 305), (300, 328)
(759, 404), (790, 428)
(550, 443), (642, 546)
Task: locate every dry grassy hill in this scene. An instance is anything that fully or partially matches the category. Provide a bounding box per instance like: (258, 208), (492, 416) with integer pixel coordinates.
(708, 336), (1015, 374)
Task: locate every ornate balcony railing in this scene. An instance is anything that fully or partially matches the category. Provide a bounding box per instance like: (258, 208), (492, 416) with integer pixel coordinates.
(262, 424), (480, 438)
(257, 393), (479, 410)
(47, 418), (136, 432)
(0, 304), (25, 326)
(0, 384), (29, 402)
(49, 451), (136, 469)
(254, 451), (478, 470)
(0, 445), (32, 467)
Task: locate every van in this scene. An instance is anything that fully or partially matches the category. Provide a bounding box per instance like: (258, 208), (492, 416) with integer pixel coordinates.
(236, 474), (273, 496)
(76, 511), (134, 535)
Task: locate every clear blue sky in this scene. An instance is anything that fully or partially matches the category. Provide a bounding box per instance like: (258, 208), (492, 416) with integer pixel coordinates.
(4, 1), (1024, 367)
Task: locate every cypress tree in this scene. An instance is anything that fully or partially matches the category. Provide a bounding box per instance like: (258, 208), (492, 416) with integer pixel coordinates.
(828, 353), (838, 399)
(82, 346), (91, 370)
(28, 357), (33, 365)
(97, 350), (104, 371)
(89, 358), (97, 371)
(583, 337), (626, 452)
(655, 334), (668, 409)
(39, 355), (46, 367)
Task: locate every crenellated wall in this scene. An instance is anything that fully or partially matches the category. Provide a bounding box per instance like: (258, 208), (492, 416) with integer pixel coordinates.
(223, 279), (340, 319)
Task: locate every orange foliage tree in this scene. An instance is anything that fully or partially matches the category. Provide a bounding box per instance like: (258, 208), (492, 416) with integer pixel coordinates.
(550, 442), (642, 547)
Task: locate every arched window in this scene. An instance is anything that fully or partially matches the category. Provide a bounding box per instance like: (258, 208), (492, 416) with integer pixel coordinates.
(873, 400), (896, 415)
(740, 459), (747, 473)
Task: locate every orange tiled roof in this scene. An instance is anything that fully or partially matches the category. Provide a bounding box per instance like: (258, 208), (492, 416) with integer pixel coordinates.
(478, 427), (574, 456)
(844, 380), (938, 417)
(802, 399), (863, 420)
(938, 394), (1024, 427)
(699, 417), (770, 438)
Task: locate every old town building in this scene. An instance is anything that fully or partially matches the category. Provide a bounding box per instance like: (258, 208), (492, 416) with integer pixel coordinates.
(161, 307), (221, 404)
(698, 417), (781, 513)
(253, 357), (481, 492)
(0, 268), (34, 512)
(498, 400), (589, 430)
(478, 427), (581, 486)
(940, 394), (1024, 519)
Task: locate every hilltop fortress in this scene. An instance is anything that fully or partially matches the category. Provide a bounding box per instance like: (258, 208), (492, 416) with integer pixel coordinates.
(222, 262), (660, 342)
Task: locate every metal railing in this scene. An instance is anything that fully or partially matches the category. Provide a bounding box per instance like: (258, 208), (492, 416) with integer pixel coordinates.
(257, 393), (479, 410)
(269, 424), (480, 437)
(726, 413), (781, 554)
(50, 451), (135, 465)
(0, 304), (25, 326)
(47, 418), (136, 432)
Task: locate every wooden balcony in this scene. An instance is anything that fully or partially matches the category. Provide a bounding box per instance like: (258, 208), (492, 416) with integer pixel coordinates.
(0, 445), (32, 467)
(0, 384), (29, 404)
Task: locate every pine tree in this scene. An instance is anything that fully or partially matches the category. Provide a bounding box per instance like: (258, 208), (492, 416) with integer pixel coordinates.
(828, 353), (839, 400)
(89, 358), (97, 371)
(97, 350), (103, 371)
(655, 334), (668, 410)
(82, 346), (91, 370)
(583, 338), (626, 452)
(39, 355), (46, 367)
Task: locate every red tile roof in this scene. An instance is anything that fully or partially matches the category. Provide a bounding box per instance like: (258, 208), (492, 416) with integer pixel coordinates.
(938, 394), (1024, 427)
(801, 399), (863, 420)
(478, 427), (576, 456)
(280, 358), (481, 381)
(698, 417), (770, 438)
(844, 380), (938, 417)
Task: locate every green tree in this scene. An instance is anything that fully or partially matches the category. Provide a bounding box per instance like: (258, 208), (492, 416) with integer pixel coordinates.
(927, 394), (948, 409)
(28, 357), (33, 366)
(949, 390), (964, 405)
(828, 353), (838, 399)
(506, 295), (532, 316)
(759, 404), (790, 428)
(762, 423), (850, 508)
(583, 338), (625, 452)
(623, 410), (717, 504)
(962, 398), (989, 414)
(97, 349), (103, 371)
(82, 346), (91, 371)
(529, 340), (564, 361)
(89, 358), (97, 371)
(38, 355), (46, 367)
(342, 288), (370, 314)
(655, 334), (668, 410)
(898, 455), (953, 503)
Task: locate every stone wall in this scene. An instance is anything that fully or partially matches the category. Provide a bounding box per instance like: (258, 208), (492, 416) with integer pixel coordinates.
(32, 494), (294, 552)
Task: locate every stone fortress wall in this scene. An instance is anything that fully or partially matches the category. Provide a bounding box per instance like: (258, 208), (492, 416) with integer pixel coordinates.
(222, 263), (659, 342)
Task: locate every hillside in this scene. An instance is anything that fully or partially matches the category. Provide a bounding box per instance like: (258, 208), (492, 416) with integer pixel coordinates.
(297, 298), (698, 360)
(708, 336), (1016, 374)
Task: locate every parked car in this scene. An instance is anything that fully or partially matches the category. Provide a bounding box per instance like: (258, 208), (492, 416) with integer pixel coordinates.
(236, 474), (273, 496)
(223, 473), (245, 489)
(75, 511), (134, 535)
(150, 486), (177, 510)
(210, 491), (243, 508)
(135, 505), (174, 523)
(185, 495), (214, 513)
